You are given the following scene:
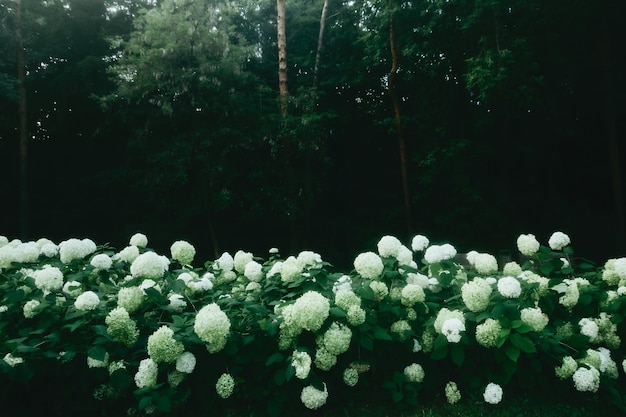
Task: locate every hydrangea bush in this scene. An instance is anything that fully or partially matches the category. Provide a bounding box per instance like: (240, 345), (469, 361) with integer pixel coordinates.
(1, 232), (626, 415)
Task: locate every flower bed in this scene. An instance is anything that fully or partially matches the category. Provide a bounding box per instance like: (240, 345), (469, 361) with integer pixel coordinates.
(0, 232), (625, 416)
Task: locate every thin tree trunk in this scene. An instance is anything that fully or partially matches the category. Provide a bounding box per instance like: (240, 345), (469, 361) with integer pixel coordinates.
(277, 0), (289, 120)
(313, 0), (329, 88)
(387, 0), (413, 235)
(16, 0), (28, 240)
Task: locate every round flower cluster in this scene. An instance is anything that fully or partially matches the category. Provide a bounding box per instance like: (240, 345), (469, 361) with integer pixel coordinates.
(559, 281), (580, 308)
(243, 260), (263, 282)
(279, 256), (302, 283)
(175, 352), (196, 374)
(424, 244), (457, 264)
(59, 238), (97, 264)
(194, 303), (231, 353)
(296, 250), (322, 268)
(90, 253), (113, 270)
(403, 363), (425, 383)
(170, 240), (196, 265)
(74, 291), (100, 311)
(555, 356), (578, 379)
(300, 384), (328, 410)
(214, 252), (235, 272)
(346, 305), (366, 326)
(471, 253), (498, 275)
(377, 235), (402, 258)
(390, 320), (412, 341)
(434, 308), (465, 334)
(283, 291), (330, 333)
(168, 294), (187, 312)
(353, 251), (384, 279)
(62, 280), (81, 297)
(234, 250), (253, 273)
(497, 276), (521, 298)
(441, 318), (465, 343)
(117, 245), (140, 263)
(502, 261), (522, 277)
(579, 318), (600, 342)
(483, 383), (503, 404)
(343, 367), (359, 387)
(147, 326), (185, 363)
(87, 352), (109, 368)
(23, 299), (41, 318)
(369, 281), (389, 301)
(516, 234), (540, 256)
(215, 373), (235, 399)
(461, 278), (492, 312)
(292, 350), (312, 379)
(411, 234), (429, 252)
(475, 318), (502, 348)
(105, 307), (139, 347)
(315, 347), (337, 371)
(134, 358), (158, 388)
(400, 284), (425, 307)
(520, 307), (549, 332)
(548, 231), (571, 251)
(32, 265), (64, 294)
(445, 381), (461, 404)
(117, 286), (144, 313)
(572, 366), (600, 392)
(129, 233), (148, 248)
(335, 289), (360, 311)
(130, 251), (169, 280)
(321, 322), (352, 355)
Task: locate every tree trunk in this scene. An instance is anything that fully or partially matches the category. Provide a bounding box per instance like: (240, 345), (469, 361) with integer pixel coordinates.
(313, 0), (329, 88)
(16, 0), (29, 240)
(387, 0), (413, 236)
(277, 0), (289, 120)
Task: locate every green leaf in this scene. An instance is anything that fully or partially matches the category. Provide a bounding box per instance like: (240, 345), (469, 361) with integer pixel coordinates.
(88, 345), (107, 361)
(265, 352), (284, 366)
(504, 343), (520, 362)
(330, 307), (347, 319)
(510, 332), (536, 353)
(138, 396), (152, 411)
(359, 335), (374, 351)
(392, 390), (403, 402)
(374, 327), (392, 341)
(450, 344), (465, 367)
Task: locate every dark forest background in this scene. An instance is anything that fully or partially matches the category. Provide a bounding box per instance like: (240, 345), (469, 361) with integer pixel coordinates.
(1, 0), (625, 268)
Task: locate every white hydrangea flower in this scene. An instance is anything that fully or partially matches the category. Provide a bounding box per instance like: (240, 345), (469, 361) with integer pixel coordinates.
(579, 318), (599, 342)
(520, 307), (549, 332)
(284, 291), (330, 332)
(194, 303), (231, 353)
(434, 308), (465, 334)
(411, 234), (429, 252)
(147, 326), (185, 363)
(267, 261), (283, 278)
(118, 245), (140, 263)
(244, 261), (264, 282)
(297, 250), (322, 268)
(403, 363), (425, 383)
(14, 242), (40, 263)
(234, 250), (254, 273)
(214, 252), (234, 272)
(502, 261), (522, 277)
(300, 384), (328, 410)
(445, 381), (461, 404)
(32, 265), (64, 294)
(333, 275), (353, 293)
(59, 238), (96, 264)
(175, 352), (197, 374)
(517, 234), (540, 256)
(396, 245), (414, 266)
(129, 233), (148, 248)
(572, 366), (600, 392)
(483, 383), (503, 404)
(377, 235), (402, 258)
(105, 307), (139, 347)
(555, 356), (578, 380)
(472, 253), (498, 275)
(170, 240), (196, 265)
(461, 278), (492, 312)
(424, 244), (457, 264)
(23, 300), (41, 318)
(134, 358), (158, 388)
(475, 318), (502, 348)
(292, 350), (312, 379)
(130, 251), (168, 280)
(548, 231), (571, 251)
(117, 286), (144, 313)
(87, 352), (109, 368)
(216, 373), (235, 399)
(497, 276), (521, 298)
(90, 254), (113, 270)
(321, 322), (352, 355)
(401, 284), (425, 307)
(353, 251), (384, 279)
(441, 318), (465, 343)
(280, 256), (303, 282)
(343, 368), (359, 387)
(168, 294), (187, 312)
(74, 291), (100, 311)
(40, 243), (58, 258)
(62, 280), (81, 297)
